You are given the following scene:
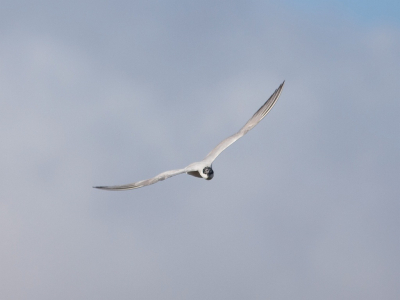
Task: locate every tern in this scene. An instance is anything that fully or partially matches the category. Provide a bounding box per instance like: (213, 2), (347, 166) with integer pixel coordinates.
(94, 81), (284, 191)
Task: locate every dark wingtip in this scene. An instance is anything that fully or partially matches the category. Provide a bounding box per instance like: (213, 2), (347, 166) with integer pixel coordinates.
(277, 80), (285, 93)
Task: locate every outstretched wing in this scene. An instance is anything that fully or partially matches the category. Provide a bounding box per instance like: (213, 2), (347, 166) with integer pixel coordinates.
(203, 81), (284, 164)
(94, 168), (186, 191)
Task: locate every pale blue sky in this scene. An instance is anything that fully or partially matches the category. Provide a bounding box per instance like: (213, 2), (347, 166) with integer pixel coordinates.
(285, 0), (400, 26)
(0, 1), (399, 299)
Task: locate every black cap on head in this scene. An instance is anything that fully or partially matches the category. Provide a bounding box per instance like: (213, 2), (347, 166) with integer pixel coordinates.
(203, 167), (213, 175)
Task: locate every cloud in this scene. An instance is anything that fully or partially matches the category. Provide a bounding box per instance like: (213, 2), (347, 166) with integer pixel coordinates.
(0, 1), (399, 299)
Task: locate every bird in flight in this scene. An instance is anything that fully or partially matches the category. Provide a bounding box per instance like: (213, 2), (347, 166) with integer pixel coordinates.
(94, 81), (284, 191)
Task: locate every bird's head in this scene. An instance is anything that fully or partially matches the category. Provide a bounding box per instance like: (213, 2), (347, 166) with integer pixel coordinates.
(202, 167), (214, 180)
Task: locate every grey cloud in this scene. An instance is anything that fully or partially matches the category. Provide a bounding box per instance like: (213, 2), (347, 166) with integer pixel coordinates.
(0, 1), (399, 299)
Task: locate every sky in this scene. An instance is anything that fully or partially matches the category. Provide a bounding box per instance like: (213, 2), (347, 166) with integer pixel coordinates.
(0, 1), (399, 299)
